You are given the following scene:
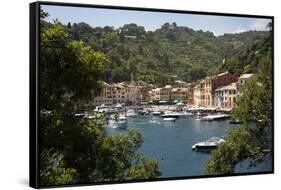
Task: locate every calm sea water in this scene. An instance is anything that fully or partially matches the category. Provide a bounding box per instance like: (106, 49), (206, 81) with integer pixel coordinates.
(106, 115), (272, 178)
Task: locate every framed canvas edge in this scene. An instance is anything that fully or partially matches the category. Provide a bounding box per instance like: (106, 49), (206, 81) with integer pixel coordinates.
(29, 1), (275, 188)
(30, 1), (40, 189)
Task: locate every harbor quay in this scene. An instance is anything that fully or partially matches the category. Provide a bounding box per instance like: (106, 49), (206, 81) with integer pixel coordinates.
(93, 72), (254, 110)
(81, 71), (256, 125)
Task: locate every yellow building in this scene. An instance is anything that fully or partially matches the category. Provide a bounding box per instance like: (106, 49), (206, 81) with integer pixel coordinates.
(199, 77), (214, 107)
(171, 88), (188, 101)
(132, 81), (154, 101)
(94, 82), (114, 105)
(214, 82), (237, 109)
(94, 82), (141, 105)
(159, 85), (172, 101)
(193, 84), (201, 107)
(149, 88), (161, 101)
(149, 85), (172, 101)
(126, 84), (141, 104)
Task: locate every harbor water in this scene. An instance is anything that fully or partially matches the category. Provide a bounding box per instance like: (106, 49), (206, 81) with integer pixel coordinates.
(106, 115), (272, 178)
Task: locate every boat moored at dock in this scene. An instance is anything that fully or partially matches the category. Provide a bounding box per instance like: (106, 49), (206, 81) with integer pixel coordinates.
(161, 112), (181, 118)
(151, 111), (162, 116)
(179, 112), (194, 117)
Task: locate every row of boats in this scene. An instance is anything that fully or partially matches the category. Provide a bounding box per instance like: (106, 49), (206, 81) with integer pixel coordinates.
(76, 108), (238, 129)
(141, 110), (232, 122)
(75, 104), (235, 151)
(107, 111), (194, 128)
(152, 111), (227, 150)
(92, 104), (237, 121)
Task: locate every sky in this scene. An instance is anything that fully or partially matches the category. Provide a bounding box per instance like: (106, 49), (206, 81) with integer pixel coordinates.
(42, 5), (271, 36)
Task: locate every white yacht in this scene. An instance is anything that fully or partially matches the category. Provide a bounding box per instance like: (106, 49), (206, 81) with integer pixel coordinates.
(117, 116), (127, 129)
(151, 111), (162, 116)
(108, 114), (127, 129)
(161, 112), (181, 118)
(163, 118), (177, 121)
(180, 112), (194, 117)
(200, 114), (230, 121)
(126, 110), (137, 117)
(192, 137), (225, 151)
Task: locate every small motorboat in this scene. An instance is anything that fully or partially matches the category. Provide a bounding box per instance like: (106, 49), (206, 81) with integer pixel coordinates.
(161, 112), (180, 118)
(138, 110), (150, 115)
(74, 112), (89, 118)
(192, 137), (225, 151)
(126, 110), (137, 117)
(163, 118), (176, 121)
(200, 114), (230, 121)
(151, 111), (161, 116)
(181, 112), (194, 116)
(117, 117), (127, 129)
(108, 115), (127, 129)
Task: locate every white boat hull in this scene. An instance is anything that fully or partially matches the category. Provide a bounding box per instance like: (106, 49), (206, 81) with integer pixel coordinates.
(163, 118), (176, 121)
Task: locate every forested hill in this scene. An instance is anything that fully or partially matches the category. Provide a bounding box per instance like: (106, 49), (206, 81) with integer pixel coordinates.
(218, 29), (272, 75)
(41, 20), (270, 86)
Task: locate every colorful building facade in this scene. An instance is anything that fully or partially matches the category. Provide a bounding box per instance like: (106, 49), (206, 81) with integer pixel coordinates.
(200, 77), (213, 107)
(94, 82), (141, 105)
(214, 82), (238, 109)
(193, 84), (201, 107)
(212, 71), (238, 89)
(171, 88), (188, 101)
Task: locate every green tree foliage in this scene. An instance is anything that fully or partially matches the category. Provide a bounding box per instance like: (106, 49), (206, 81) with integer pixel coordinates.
(206, 23), (272, 174)
(40, 22), (160, 186)
(205, 127), (251, 174)
(205, 52), (272, 175)
(127, 155), (161, 180)
(40, 23), (107, 112)
(40, 149), (77, 185)
(219, 30), (272, 75)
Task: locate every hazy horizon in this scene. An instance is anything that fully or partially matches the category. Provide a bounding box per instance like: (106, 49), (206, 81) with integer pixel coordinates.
(42, 5), (271, 36)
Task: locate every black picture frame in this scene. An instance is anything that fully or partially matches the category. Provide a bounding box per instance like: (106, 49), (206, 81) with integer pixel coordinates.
(30, 1), (274, 188)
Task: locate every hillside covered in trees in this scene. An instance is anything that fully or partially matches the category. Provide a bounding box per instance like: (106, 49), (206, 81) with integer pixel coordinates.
(41, 20), (270, 86)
